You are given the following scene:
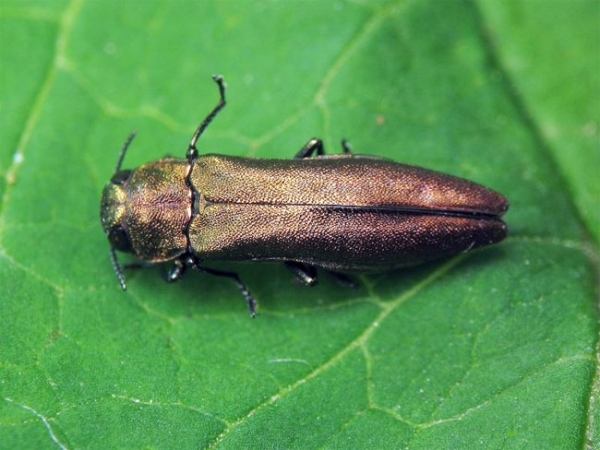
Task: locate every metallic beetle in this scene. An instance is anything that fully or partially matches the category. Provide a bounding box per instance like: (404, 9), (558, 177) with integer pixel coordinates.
(100, 76), (508, 316)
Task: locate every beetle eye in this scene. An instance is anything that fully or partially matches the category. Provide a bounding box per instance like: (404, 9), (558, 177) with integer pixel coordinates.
(110, 170), (132, 186)
(109, 225), (133, 253)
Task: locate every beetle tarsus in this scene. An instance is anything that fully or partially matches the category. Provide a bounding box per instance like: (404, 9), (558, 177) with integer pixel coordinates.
(340, 138), (353, 154)
(285, 261), (318, 286)
(187, 75), (227, 161)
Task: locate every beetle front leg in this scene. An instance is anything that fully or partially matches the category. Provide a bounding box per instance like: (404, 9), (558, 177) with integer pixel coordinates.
(167, 258), (188, 282)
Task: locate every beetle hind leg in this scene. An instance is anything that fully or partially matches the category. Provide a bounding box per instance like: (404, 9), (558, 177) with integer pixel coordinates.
(340, 138), (353, 154)
(285, 261), (357, 290)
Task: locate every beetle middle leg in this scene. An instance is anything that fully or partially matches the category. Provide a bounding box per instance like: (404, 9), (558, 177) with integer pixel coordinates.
(294, 138), (324, 159)
(196, 266), (257, 318)
(168, 256), (258, 317)
(285, 261), (318, 286)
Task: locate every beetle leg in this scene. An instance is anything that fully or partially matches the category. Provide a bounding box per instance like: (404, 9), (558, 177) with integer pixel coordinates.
(186, 75), (227, 161)
(168, 255), (258, 317)
(167, 258), (187, 282)
(285, 261), (318, 286)
(294, 138), (325, 159)
(181, 257), (256, 317)
(340, 138), (353, 154)
(198, 267), (257, 317)
(324, 270), (356, 288)
(295, 138), (355, 159)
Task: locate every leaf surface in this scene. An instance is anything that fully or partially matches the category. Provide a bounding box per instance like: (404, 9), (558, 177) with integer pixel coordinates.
(1, 1), (598, 449)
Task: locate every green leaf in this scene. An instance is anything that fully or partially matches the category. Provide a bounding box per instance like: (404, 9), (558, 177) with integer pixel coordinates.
(1, 1), (598, 449)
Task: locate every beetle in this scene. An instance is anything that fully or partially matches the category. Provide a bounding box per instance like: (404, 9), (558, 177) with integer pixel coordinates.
(100, 75), (508, 316)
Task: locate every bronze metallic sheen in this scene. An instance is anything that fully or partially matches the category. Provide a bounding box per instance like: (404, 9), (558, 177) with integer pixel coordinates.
(188, 154), (507, 269)
(100, 76), (508, 316)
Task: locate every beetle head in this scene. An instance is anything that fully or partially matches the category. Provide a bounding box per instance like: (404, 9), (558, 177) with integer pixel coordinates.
(100, 169), (134, 290)
(101, 170), (134, 253)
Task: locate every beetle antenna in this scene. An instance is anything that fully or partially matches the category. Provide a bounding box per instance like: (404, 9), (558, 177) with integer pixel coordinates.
(115, 131), (137, 173)
(109, 246), (127, 290)
(187, 75), (226, 160)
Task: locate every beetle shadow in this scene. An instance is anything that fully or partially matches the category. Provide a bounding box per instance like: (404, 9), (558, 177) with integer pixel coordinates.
(125, 244), (510, 317)
(363, 245), (511, 301)
(144, 260), (369, 315)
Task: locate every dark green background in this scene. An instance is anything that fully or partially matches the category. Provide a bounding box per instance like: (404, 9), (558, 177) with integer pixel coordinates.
(1, 1), (598, 449)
